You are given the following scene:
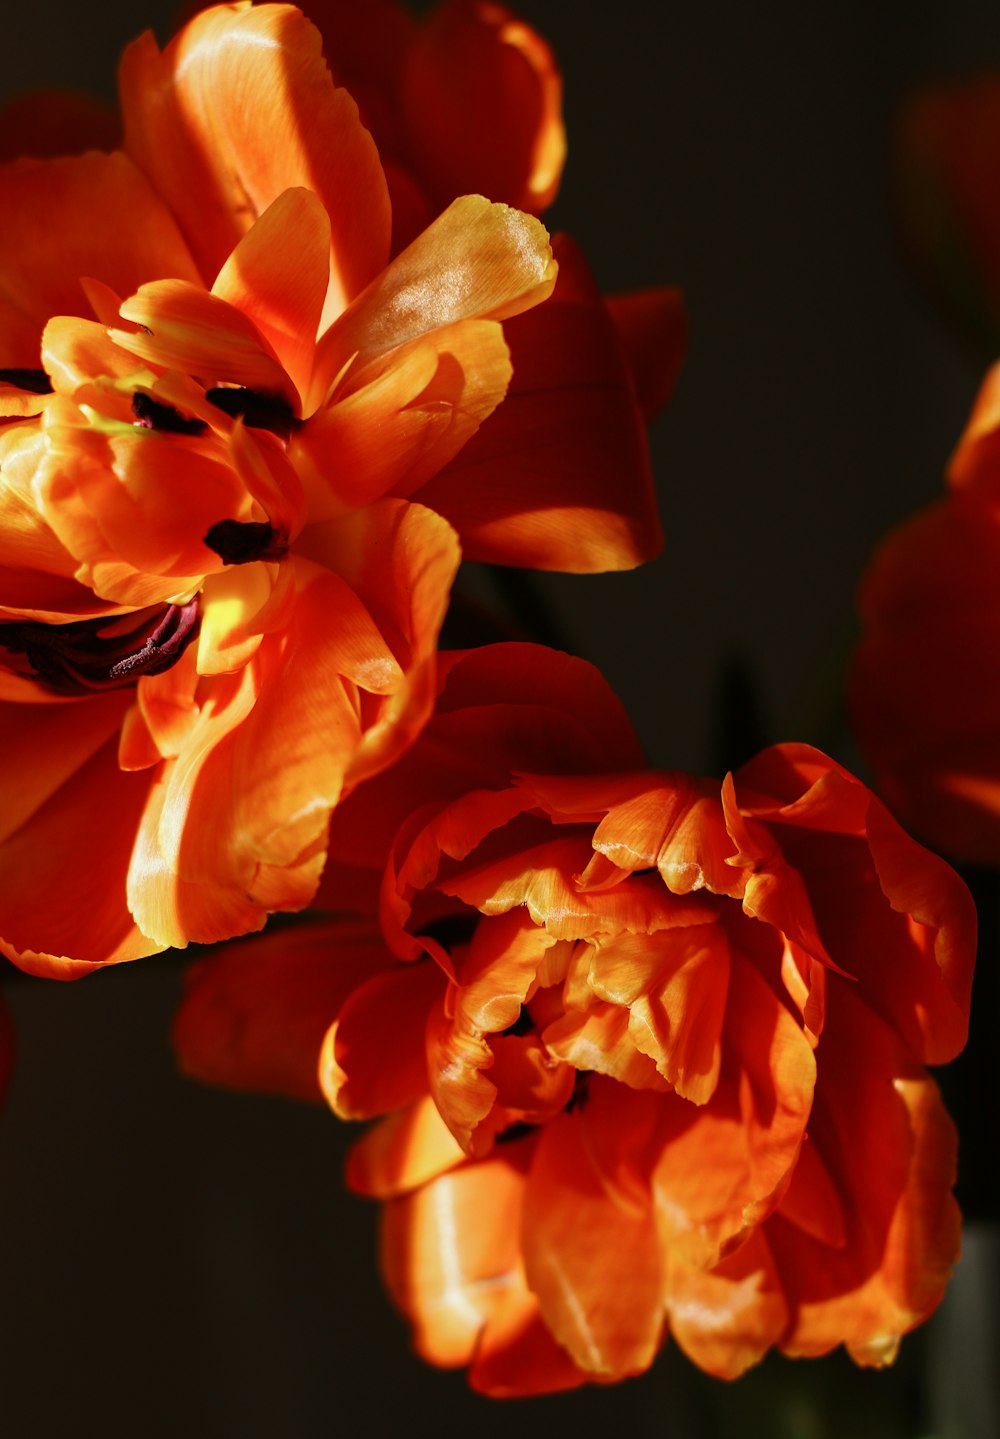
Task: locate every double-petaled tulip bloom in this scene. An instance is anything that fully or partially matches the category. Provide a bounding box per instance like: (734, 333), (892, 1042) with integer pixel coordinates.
(0, 3), (681, 975)
(174, 643), (975, 1395)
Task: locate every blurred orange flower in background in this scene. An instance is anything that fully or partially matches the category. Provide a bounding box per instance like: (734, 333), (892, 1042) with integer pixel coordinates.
(175, 643), (975, 1395)
(0, 3), (682, 976)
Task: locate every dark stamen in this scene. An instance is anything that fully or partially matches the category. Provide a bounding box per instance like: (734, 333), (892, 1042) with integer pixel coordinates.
(204, 520), (288, 566)
(206, 386), (299, 438)
(132, 391), (207, 435)
(1, 599), (200, 697)
(414, 913), (480, 951)
(0, 367), (52, 395)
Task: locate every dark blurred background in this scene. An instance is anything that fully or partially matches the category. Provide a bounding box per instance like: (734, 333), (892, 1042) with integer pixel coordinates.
(1, 2), (998, 1434)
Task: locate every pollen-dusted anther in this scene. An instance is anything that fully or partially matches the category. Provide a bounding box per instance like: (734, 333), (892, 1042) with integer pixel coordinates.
(204, 519), (289, 566)
(0, 599), (200, 696)
(205, 386), (300, 438)
(132, 391), (207, 435)
(0, 367), (53, 394)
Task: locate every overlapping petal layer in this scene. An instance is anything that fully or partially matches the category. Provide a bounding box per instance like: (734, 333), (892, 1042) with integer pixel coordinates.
(174, 643), (974, 1393)
(0, 3), (674, 973)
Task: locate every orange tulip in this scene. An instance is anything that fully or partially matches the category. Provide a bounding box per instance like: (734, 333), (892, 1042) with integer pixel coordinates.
(174, 643), (975, 1392)
(852, 360), (1000, 863)
(0, 4), (680, 975)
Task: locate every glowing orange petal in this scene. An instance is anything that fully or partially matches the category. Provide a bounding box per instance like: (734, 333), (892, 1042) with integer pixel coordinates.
(346, 1097), (467, 1199)
(400, 0), (565, 214)
(311, 193), (555, 406)
(293, 317), (512, 513)
(172, 917), (389, 1102)
(665, 1229), (788, 1379)
(212, 188), (331, 404)
(114, 281), (295, 407)
(380, 1152), (527, 1367)
(120, 4), (390, 310)
(414, 235), (663, 572)
(522, 1113), (663, 1378)
(0, 150), (197, 367)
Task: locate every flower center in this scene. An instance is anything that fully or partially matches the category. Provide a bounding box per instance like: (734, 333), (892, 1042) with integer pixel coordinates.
(0, 599), (200, 696)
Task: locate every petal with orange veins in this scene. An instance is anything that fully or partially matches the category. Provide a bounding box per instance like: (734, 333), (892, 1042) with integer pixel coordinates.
(605, 285), (687, 423)
(651, 959), (815, 1269)
(0, 724), (159, 976)
(212, 187), (331, 405)
(294, 317), (512, 514)
(119, 4), (390, 310)
(324, 957), (445, 1120)
(400, 0), (565, 215)
(0, 150), (198, 367)
(114, 280), (296, 408)
(379, 1151), (527, 1367)
(522, 1112), (664, 1378)
(346, 1096), (467, 1200)
(769, 981), (961, 1365)
(310, 194), (555, 407)
(414, 234), (662, 572)
(664, 1228), (788, 1379)
(172, 916), (389, 1103)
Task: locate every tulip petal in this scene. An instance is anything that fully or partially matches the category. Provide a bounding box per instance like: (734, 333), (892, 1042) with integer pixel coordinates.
(172, 916), (389, 1102)
(522, 1112), (663, 1377)
(414, 235), (664, 572)
(120, 4), (390, 310)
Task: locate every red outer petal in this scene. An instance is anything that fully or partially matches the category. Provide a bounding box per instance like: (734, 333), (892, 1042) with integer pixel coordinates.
(415, 234), (665, 572)
(400, 0), (566, 215)
(172, 917), (389, 1102)
(771, 981), (961, 1364)
(852, 489), (1000, 865)
(0, 722), (159, 976)
(732, 743), (976, 1064)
